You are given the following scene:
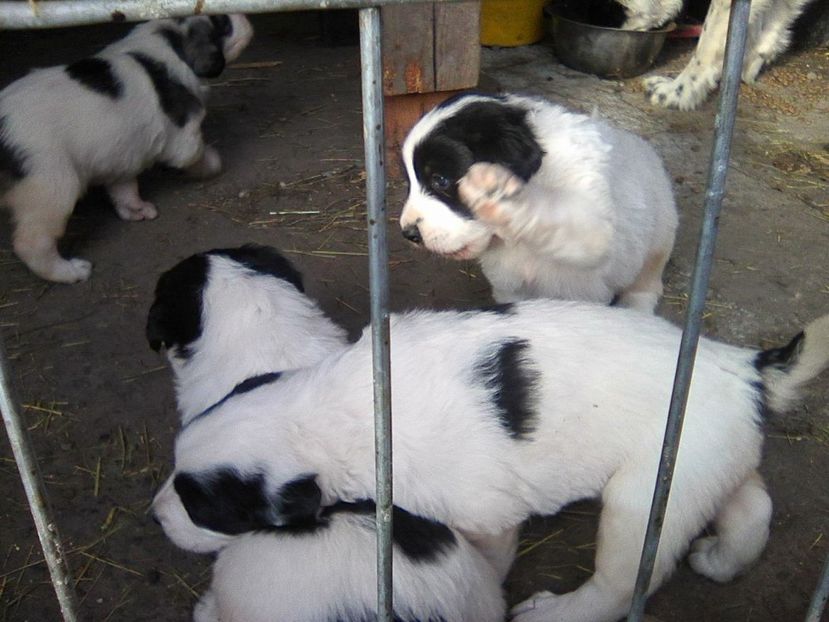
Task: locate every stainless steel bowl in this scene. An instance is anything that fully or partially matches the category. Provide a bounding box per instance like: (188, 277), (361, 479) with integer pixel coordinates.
(544, 5), (675, 79)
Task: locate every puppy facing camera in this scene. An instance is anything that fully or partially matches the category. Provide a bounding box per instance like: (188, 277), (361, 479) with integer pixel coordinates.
(0, 14), (253, 283)
(400, 92), (678, 314)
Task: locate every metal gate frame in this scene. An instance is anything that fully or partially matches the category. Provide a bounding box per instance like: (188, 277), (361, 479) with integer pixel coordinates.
(1, 2), (827, 621)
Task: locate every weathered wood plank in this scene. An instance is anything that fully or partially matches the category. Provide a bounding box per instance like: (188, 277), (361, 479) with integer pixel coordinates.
(435, 1), (480, 91)
(381, 3), (435, 95)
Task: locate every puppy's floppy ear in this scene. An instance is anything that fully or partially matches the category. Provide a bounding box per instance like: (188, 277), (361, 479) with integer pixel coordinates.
(174, 469), (322, 534)
(183, 19), (226, 78)
(146, 254), (209, 356)
(438, 100), (545, 182)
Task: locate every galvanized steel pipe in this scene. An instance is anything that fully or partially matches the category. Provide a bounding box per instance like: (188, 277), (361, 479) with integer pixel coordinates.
(0, 337), (79, 622)
(626, 0), (752, 619)
(806, 552), (829, 622)
(0, 0), (462, 29)
(358, 7), (394, 622)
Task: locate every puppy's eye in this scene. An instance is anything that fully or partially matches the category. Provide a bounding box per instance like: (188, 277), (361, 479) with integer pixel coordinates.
(430, 174), (451, 192)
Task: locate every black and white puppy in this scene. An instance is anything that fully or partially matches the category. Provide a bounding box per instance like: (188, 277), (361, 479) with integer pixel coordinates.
(147, 245), (506, 622)
(400, 93), (678, 313)
(157, 296), (829, 622)
(0, 15), (253, 283)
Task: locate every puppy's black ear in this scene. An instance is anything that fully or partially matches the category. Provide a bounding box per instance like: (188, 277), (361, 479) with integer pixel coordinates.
(276, 474), (323, 526)
(438, 100), (545, 182)
(146, 254), (209, 356)
(174, 470), (322, 534)
(184, 19), (226, 78)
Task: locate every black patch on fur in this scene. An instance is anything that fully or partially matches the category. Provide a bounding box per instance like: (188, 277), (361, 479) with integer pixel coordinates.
(754, 331), (804, 371)
(753, 331), (805, 420)
(209, 244), (305, 293)
(323, 500), (458, 563)
(65, 57), (123, 99)
(183, 17), (228, 78)
(412, 96), (545, 218)
(475, 338), (540, 439)
(0, 116), (28, 179)
(175, 470), (321, 534)
(186, 371), (283, 427)
(129, 52), (202, 127)
(146, 253), (209, 358)
(157, 26), (187, 63)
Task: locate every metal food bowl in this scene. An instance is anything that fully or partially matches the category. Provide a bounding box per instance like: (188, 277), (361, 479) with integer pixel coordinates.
(544, 4), (675, 79)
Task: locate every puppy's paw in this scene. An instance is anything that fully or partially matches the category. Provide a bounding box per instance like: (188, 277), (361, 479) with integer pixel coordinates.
(185, 146), (222, 179)
(114, 199), (158, 221)
(643, 74), (709, 111)
(689, 535), (739, 583)
(510, 591), (558, 622)
(46, 257), (92, 283)
(458, 162), (523, 227)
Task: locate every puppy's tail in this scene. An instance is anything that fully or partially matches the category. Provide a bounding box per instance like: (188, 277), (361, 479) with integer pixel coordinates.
(756, 314), (829, 413)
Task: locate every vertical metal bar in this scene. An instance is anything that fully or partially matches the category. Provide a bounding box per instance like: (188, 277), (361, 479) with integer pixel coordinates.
(358, 7), (393, 622)
(626, 0), (752, 619)
(0, 337), (79, 622)
(806, 553), (829, 622)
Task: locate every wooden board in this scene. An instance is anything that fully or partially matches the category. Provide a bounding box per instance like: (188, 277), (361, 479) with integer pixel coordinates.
(381, 3), (435, 95)
(435, 1), (480, 91)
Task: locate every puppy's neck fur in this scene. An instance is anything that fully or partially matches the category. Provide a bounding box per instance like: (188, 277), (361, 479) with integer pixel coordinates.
(170, 261), (348, 424)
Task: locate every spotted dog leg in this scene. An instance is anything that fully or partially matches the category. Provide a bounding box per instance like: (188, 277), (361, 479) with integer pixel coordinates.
(643, 0), (732, 110)
(742, 0), (813, 84)
(457, 162), (525, 229)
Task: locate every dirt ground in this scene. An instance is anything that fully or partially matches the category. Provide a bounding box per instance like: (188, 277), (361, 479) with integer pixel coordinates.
(1, 11), (827, 622)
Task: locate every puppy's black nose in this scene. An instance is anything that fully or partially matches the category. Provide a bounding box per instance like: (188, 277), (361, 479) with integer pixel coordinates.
(402, 225), (423, 245)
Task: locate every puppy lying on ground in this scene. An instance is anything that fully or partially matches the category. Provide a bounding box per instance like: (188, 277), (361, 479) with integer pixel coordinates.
(147, 245), (507, 622)
(157, 295), (829, 622)
(0, 15), (252, 283)
(400, 93), (678, 313)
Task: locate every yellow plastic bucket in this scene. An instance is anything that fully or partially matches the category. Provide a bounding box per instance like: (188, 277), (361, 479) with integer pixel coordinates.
(480, 0), (547, 47)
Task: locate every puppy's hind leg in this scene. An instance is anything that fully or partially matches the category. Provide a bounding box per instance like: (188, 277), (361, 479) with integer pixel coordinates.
(689, 470), (771, 583)
(192, 589), (220, 622)
(107, 179), (158, 221)
(9, 173), (91, 283)
(511, 469), (692, 622)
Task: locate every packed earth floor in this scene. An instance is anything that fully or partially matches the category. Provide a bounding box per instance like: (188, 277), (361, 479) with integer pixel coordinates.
(0, 11), (827, 622)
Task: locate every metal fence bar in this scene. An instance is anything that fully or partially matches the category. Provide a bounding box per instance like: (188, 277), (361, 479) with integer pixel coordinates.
(358, 7), (393, 622)
(626, 0), (752, 619)
(806, 552), (829, 622)
(0, 337), (79, 622)
(0, 0), (462, 30)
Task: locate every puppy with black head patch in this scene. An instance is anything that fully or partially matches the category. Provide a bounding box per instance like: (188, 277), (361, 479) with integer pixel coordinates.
(162, 295), (829, 622)
(400, 93), (678, 313)
(147, 245), (506, 622)
(0, 15), (252, 283)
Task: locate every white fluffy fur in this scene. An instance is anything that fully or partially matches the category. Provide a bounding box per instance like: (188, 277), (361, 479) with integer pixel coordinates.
(162, 300), (829, 622)
(150, 250), (506, 622)
(623, 0), (816, 110)
(400, 94), (678, 313)
(0, 15), (252, 282)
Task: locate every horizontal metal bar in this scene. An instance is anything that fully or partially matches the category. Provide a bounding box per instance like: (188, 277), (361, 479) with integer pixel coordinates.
(0, 0), (461, 30)
(625, 0), (752, 619)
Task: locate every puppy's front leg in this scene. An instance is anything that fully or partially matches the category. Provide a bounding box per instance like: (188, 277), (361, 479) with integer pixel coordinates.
(107, 179), (158, 221)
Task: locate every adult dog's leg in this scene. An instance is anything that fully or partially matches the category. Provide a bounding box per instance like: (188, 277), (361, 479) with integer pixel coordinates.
(689, 470), (772, 582)
(9, 173), (91, 283)
(107, 178), (158, 221)
(618, 0), (683, 30)
(742, 0), (813, 83)
(644, 0), (741, 110)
